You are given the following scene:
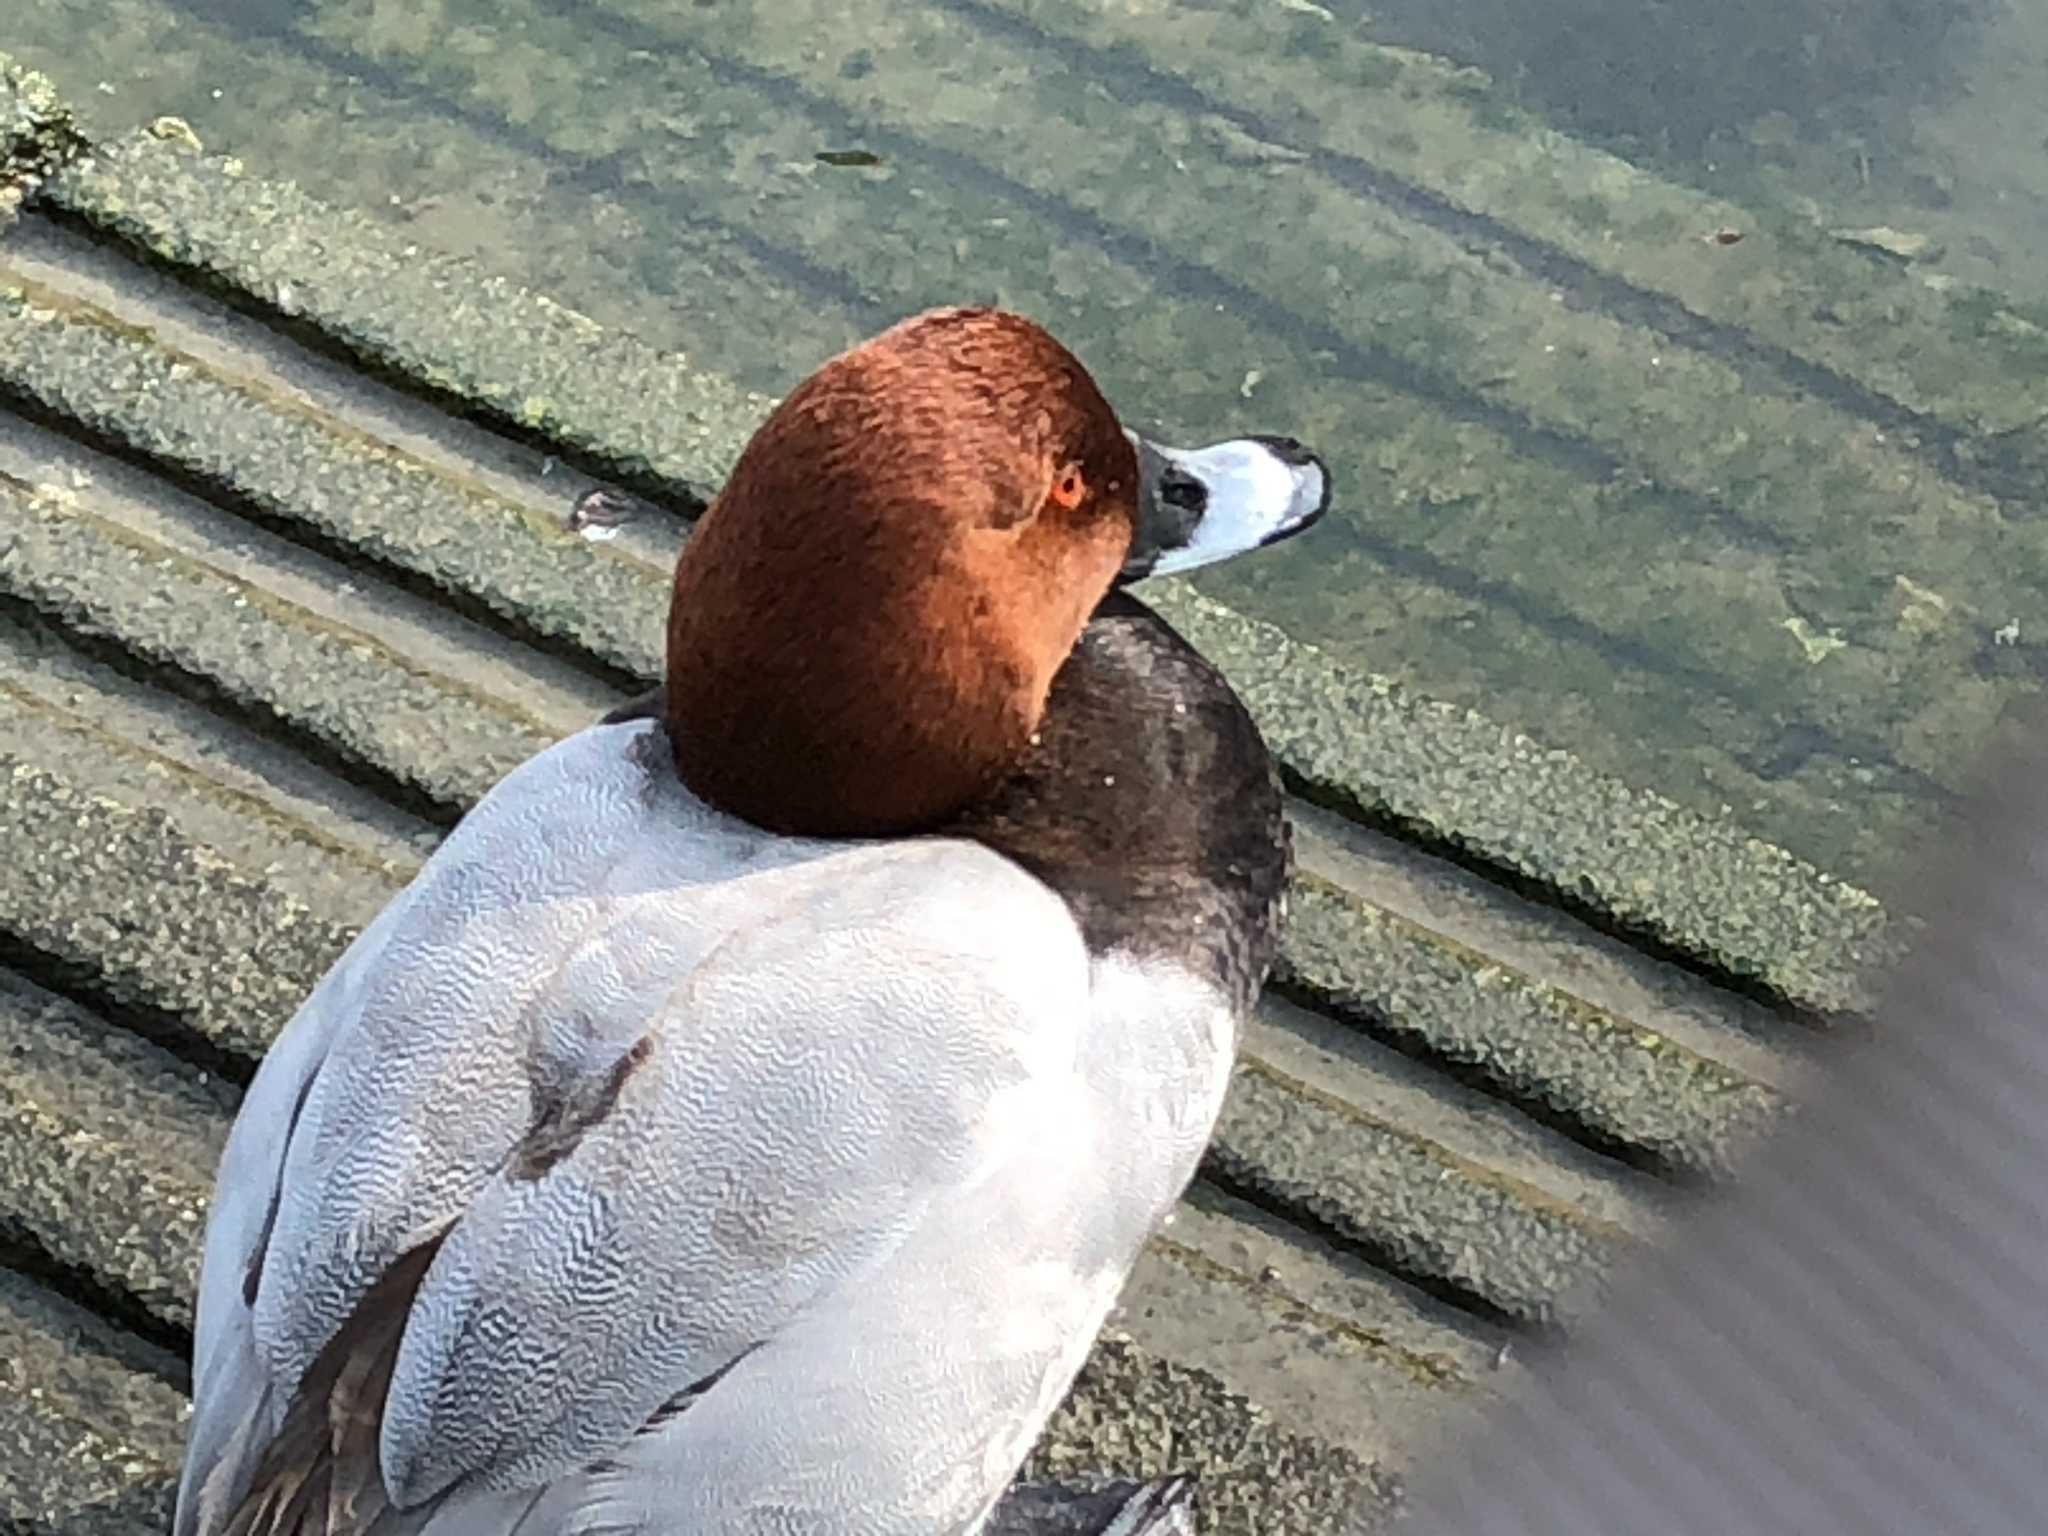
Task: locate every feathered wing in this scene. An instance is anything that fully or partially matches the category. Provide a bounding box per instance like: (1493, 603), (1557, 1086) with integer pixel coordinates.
(176, 723), (1151, 1536)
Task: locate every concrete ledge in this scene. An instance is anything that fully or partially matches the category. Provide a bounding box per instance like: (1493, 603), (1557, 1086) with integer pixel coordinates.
(0, 1272), (184, 1536)
(42, 129), (765, 501)
(1278, 872), (1780, 1180)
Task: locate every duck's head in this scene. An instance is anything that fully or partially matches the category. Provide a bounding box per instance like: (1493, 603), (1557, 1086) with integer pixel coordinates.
(665, 306), (1327, 837)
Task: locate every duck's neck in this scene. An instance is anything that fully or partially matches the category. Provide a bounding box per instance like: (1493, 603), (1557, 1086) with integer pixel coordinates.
(607, 593), (1290, 1009)
(945, 591), (1289, 1012)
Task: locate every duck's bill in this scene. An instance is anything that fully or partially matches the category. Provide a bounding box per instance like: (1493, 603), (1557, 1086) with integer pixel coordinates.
(1119, 431), (1332, 583)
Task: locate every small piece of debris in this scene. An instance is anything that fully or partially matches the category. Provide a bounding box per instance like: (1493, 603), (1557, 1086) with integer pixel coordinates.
(815, 149), (882, 168)
(1492, 1339), (1513, 1371)
(1201, 113), (1310, 167)
(566, 488), (635, 542)
(1704, 227), (1744, 246)
(1893, 573), (1952, 635)
(147, 116), (203, 152)
(1782, 615), (1848, 664)
(1240, 368), (1263, 399)
(1829, 225), (1941, 263)
(1994, 620), (2021, 647)
(1275, 0), (1336, 17)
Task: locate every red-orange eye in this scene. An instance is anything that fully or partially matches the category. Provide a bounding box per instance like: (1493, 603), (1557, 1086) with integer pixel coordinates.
(1049, 462), (1088, 511)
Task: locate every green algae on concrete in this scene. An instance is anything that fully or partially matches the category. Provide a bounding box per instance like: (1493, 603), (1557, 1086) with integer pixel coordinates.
(0, 972), (227, 1336)
(0, 669), (426, 919)
(606, 0), (2040, 803)
(0, 1271), (185, 1536)
(1213, 1058), (1622, 1329)
(0, 757), (351, 1066)
(5, 0), (874, 403)
(1278, 873), (1783, 1180)
(0, 278), (674, 682)
(13, 0), (2042, 895)
(8, 135), (1895, 1016)
(41, 128), (769, 501)
(0, 477), (557, 814)
(8, 135), (1900, 1024)
(1028, 1333), (1393, 1531)
(1136, 1229), (1474, 1397)
(1147, 583), (1892, 1019)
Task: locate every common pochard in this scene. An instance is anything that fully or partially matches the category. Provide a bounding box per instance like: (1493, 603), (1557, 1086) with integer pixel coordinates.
(175, 307), (1328, 1536)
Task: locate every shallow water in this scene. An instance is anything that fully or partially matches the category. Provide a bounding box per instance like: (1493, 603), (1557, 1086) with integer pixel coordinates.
(13, 0), (2048, 886)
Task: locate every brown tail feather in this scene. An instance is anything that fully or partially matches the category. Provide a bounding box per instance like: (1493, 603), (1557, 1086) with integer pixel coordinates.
(218, 1236), (447, 1536)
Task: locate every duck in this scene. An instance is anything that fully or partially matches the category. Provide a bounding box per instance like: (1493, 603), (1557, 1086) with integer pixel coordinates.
(173, 306), (1329, 1536)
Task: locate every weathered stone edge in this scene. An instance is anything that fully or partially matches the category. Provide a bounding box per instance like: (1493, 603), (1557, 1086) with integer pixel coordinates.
(40, 129), (767, 502)
(0, 52), (89, 222)
(0, 277), (668, 687)
(1278, 873), (1781, 1181)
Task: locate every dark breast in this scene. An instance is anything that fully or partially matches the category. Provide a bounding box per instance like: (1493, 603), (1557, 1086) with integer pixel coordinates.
(948, 590), (1290, 1013)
